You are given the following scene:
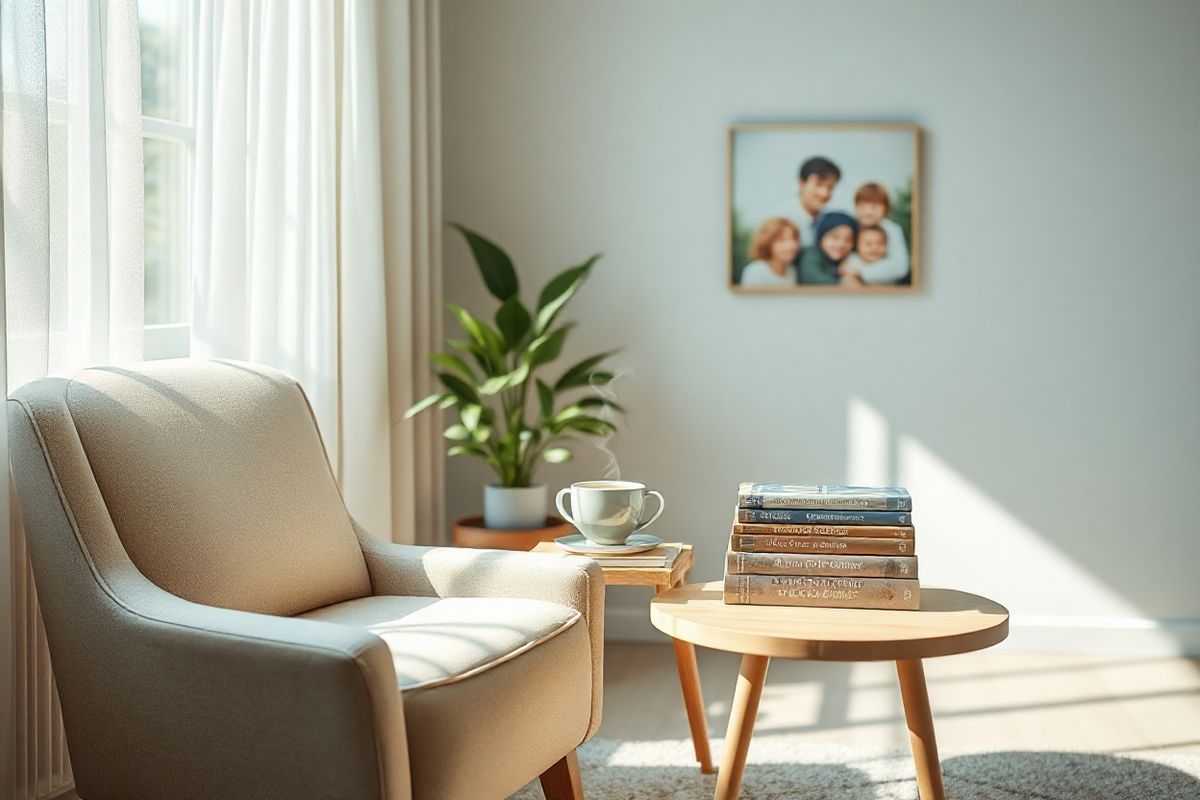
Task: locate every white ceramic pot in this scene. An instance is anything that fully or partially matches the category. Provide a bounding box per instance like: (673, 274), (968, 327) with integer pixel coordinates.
(483, 484), (548, 529)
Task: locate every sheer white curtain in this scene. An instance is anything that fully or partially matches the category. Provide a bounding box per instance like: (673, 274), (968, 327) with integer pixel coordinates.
(2, 0), (144, 387)
(190, 0), (443, 544)
(1, 1), (144, 796)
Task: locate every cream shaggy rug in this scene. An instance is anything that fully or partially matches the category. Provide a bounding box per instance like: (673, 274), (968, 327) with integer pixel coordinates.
(510, 736), (1200, 799)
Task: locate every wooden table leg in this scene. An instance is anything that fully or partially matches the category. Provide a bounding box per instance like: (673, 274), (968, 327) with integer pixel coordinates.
(896, 658), (946, 800)
(656, 582), (715, 774)
(672, 638), (715, 774)
(714, 654), (770, 800)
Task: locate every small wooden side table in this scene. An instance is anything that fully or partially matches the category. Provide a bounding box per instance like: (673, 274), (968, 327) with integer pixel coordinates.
(650, 582), (1009, 800)
(531, 542), (715, 775)
(452, 515), (574, 551)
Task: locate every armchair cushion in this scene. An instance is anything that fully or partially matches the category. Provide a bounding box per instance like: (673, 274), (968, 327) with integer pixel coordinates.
(299, 594), (580, 690)
(59, 361), (372, 617)
(354, 534), (605, 738)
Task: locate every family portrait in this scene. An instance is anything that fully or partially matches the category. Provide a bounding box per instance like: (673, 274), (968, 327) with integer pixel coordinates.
(729, 123), (921, 292)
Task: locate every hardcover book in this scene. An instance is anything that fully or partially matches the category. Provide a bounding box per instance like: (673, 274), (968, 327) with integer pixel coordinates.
(726, 551), (917, 579)
(731, 522), (914, 539)
(730, 533), (914, 556)
(723, 574), (920, 610)
(737, 508), (912, 526)
(738, 483), (912, 511)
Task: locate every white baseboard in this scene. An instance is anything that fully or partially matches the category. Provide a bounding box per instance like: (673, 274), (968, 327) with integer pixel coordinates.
(603, 606), (1200, 657)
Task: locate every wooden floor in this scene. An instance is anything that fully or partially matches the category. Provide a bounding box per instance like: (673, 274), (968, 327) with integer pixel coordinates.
(599, 642), (1200, 757)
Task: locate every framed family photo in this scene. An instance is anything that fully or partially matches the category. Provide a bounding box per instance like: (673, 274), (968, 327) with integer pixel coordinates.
(728, 123), (921, 293)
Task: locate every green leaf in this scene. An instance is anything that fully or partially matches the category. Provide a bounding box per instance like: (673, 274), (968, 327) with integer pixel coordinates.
(526, 324), (572, 368)
(479, 374), (509, 396)
(438, 396), (459, 409)
(446, 302), (506, 368)
(536, 379), (554, 420)
(449, 223), (519, 301)
(552, 404), (590, 424)
(404, 392), (445, 419)
(446, 338), (493, 374)
(556, 371), (614, 393)
(494, 297), (532, 351)
(535, 254), (600, 334)
(436, 372), (480, 405)
(478, 362), (530, 395)
(460, 404), (483, 430)
(448, 443), (490, 460)
(560, 415), (616, 436)
(554, 351), (618, 391)
(429, 352), (475, 381)
(443, 424), (471, 441)
(542, 447), (573, 463)
(576, 396), (626, 413)
(471, 424), (492, 444)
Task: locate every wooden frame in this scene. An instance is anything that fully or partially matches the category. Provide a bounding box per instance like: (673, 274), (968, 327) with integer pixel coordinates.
(727, 122), (922, 294)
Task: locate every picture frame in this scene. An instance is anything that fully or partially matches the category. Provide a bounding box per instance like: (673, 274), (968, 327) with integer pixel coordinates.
(728, 122), (922, 293)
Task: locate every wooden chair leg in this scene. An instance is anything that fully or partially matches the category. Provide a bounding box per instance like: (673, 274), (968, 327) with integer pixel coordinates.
(714, 654), (770, 800)
(896, 658), (946, 800)
(539, 749), (584, 800)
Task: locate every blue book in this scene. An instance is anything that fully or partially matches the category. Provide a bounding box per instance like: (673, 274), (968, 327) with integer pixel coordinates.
(737, 507), (913, 526)
(738, 483), (912, 511)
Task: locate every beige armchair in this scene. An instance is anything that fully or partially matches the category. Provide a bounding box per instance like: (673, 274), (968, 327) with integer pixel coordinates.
(8, 359), (603, 800)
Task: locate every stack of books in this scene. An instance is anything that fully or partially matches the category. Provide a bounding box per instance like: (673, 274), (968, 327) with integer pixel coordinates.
(723, 483), (920, 610)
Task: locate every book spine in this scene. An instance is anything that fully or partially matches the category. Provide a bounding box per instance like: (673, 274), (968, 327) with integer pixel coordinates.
(731, 523), (914, 539)
(726, 551), (918, 579)
(737, 508), (912, 526)
(739, 493), (911, 511)
(723, 574), (920, 610)
(730, 533), (914, 556)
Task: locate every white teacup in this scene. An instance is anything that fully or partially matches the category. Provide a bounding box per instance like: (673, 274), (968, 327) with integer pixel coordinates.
(555, 480), (666, 546)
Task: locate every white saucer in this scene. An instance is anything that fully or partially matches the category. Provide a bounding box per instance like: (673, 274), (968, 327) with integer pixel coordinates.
(554, 533), (663, 555)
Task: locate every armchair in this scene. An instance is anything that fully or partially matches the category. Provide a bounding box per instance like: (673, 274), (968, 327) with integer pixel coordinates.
(8, 359), (603, 800)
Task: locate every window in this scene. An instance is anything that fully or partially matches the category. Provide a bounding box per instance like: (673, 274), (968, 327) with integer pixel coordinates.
(139, 0), (194, 358)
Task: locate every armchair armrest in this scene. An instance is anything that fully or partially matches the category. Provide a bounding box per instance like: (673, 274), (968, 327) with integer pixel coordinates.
(355, 528), (605, 737)
(54, 579), (413, 800)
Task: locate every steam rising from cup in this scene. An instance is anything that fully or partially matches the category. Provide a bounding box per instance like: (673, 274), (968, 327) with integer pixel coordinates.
(590, 368), (630, 480)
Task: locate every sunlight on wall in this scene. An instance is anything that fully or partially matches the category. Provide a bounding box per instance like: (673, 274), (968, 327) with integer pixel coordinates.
(847, 395), (1185, 653)
(895, 433), (1140, 619)
(847, 396), (890, 487)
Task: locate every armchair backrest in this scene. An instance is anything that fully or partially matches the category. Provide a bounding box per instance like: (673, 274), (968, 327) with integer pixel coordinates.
(10, 359), (371, 616)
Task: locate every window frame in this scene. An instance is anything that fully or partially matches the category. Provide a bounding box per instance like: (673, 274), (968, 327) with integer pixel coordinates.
(140, 0), (197, 360)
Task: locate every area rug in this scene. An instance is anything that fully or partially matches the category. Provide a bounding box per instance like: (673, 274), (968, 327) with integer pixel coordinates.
(510, 736), (1200, 799)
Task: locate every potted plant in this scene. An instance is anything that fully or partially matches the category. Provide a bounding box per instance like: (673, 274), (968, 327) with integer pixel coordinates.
(406, 224), (622, 531)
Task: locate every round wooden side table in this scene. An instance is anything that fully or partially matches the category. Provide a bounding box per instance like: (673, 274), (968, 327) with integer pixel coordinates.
(650, 581), (1009, 800)
(451, 515), (574, 551)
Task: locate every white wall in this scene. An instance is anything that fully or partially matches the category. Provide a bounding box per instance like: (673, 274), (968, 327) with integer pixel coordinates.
(440, 0), (1200, 653)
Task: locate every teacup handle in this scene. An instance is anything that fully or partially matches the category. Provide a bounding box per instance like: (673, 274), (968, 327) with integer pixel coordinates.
(634, 490), (666, 533)
(555, 488), (577, 527)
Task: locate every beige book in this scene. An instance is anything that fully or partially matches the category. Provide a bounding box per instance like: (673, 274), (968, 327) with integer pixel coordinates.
(730, 533), (913, 556)
(723, 574), (920, 610)
(726, 551), (917, 579)
(731, 522), (914, 539)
